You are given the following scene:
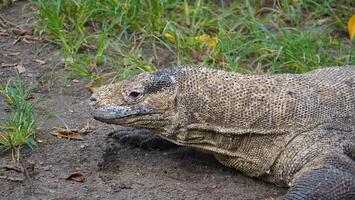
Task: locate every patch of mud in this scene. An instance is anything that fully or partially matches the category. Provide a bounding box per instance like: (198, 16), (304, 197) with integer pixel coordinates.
(0, 2), (287, 200)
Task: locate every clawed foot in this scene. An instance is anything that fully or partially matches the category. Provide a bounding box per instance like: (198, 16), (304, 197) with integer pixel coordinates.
(107, 127), (177, 150)
(284, 167), (355, 200)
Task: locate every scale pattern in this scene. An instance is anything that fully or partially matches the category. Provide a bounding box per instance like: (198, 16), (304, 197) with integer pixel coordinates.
(91, 66), (355, 199)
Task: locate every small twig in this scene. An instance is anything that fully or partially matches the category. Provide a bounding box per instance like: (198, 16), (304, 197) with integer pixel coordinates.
(1, 63), (17, 68)
(0, 19), (6, 28)
(1, 159), (35, 184)
(0, 175), (24, 182)
(0, 15), (17, 28)
(22, 37), (33, 44)
(12, 37), (21, 46)
(0, 31), (8, 36)
(2, 165), (23, 173)
(82, 43), (97, 50)
(20, 159), (34, 187)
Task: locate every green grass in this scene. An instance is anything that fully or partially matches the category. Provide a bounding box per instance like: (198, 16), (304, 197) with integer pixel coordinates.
(31, 0), (355, 81)
(0, 73), (38, 162)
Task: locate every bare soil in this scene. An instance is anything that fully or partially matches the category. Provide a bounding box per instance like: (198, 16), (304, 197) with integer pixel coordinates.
(0, 2), (287, 200)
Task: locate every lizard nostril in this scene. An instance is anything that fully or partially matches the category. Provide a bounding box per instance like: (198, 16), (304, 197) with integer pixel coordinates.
(89, 94), (98, 106)
(90, 95), (97, 102)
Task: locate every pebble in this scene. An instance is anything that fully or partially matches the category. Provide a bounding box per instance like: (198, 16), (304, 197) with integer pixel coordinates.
(43, 165), (52, 171)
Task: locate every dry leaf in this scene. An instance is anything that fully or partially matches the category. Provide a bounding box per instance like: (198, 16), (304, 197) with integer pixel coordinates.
(348, 15), (355, 40)
(60, 172), (85, 182)
(34, 59), (46, 65)
(16, 62), (26, 74)
(315, 17), (331, 25)
(1, 160), (34, 174)
(194, 34), (217, 47)
(1, 63), (17, 68)
(191, 50), (205, 61)
(81, 43), (97, 50)
(12, 28), (33, 36)
(20, 28), (33, 36)
(2, 165), (23, 173)
(0, 31), (8, 36)
(89, 86), (98, 93)
(0, 175), (24, 182)
(35, 136), (45, 143)
(50, 128), (84, 140)
(163, 33), (175, 42)
(50, 123), (95, 140)
(8, 52), (21, 56)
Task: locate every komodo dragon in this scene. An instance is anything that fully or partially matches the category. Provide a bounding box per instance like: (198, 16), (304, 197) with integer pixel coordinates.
(90, 66), (355, 199)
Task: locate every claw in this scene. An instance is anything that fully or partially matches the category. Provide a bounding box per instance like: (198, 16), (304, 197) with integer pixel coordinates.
(107, 127), (177, 150)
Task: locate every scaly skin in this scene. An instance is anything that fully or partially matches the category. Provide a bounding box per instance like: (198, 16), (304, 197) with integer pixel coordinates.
(90, 66), (355, 199)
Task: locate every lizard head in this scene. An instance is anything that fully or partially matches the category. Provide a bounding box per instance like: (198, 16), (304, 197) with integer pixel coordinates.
(90, 69), (179, 130)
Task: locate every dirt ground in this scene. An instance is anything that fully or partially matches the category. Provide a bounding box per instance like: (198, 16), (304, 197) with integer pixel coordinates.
(0, 2), (287, 200)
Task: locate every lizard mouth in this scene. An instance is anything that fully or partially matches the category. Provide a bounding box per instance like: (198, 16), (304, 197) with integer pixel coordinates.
(90, 105), (152, 123)
(90, 105), (167, 128)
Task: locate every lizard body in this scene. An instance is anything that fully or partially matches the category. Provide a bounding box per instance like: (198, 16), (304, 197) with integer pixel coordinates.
(91, 66), (354, 199)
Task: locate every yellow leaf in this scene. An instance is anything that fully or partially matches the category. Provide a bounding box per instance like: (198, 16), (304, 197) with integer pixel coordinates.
(205, 38), (217, 47)
(163, 33), (175, 42)
(194, 34), (209, 42)
(348, 15), (355, 40)
(89, 86), (98, 93)
(194, 34), (217, 48)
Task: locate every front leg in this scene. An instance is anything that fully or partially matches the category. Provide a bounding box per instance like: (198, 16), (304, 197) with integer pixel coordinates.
(284, 168), (354, 200)
(107, 126), (178, 150)
(284, 155), (355, 200)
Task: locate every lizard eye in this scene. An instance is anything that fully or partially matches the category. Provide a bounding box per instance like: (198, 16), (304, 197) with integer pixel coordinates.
(128, 91), (141, 99)
(123, 88), (143, 103)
